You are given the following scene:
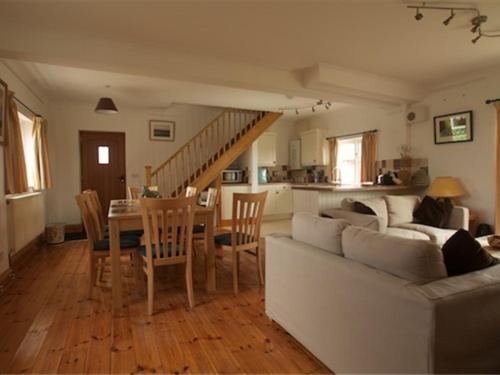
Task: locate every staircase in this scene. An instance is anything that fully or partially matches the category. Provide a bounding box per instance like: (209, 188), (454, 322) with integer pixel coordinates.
(145, 108), (282, 197)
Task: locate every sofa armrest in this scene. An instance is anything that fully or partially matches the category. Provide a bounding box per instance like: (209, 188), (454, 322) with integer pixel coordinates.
(321, 208), (386, 233)
(446, 205), (469, 230)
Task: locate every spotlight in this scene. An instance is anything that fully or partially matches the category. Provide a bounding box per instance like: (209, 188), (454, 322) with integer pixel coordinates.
(415, 8), (423, 21)
(295, 109), (299, 115)
(443, 10), (455, 26)
(471, 24), (480, 33)
(472, 34), (481, 44)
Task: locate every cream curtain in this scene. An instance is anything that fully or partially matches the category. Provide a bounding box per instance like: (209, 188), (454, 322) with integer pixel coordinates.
(329, 138), (338, 182)
(32, 116), (52, 190)
(495, 103), (500, 234)
(361, 132), (377, 183)
(3, 92), (28, 194)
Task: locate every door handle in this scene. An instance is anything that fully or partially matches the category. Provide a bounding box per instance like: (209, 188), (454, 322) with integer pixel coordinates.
(119, 176), (126, 183)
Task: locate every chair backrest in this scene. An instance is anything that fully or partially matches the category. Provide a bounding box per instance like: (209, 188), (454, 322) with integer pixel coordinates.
(185, 186), (197, 197)
(206, 187), (218, 209)
(82, 189), (105, 240)
(140, 196), (197, 263)
(128, 186), (141, 199)
(75, 193), (98, 250)
(231, 192), (267, 248)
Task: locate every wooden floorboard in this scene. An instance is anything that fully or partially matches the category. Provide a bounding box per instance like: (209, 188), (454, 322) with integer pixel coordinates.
(0, 238), (331, 374)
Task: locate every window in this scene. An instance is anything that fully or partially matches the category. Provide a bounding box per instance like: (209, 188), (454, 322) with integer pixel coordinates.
(19, 112), (38, 190)
(98, 146), (110, 165)
(336, 136), (362, 185)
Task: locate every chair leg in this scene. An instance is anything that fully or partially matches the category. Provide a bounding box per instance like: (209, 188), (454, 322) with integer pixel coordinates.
(133, 252), (142, 282)
(232, 250), (239, 295)
(185, 259), (195, 309)
(147, 266), (154, 316)
(89, 253), (96, 297)
(256, 246), (264, 286)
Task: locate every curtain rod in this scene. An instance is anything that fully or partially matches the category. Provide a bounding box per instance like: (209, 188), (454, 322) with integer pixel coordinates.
(486, 98), (500, 104)
(13, 96), (41, 117)
(326, 129), (377, 140)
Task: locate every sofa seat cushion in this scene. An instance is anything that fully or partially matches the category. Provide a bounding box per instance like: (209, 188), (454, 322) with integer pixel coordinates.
(386, 227), (431, 241)
(342, 226), (447, 283)
(384, 195), (421, 226)
(392, 223), (457, 246)
(94, 235), (140, 251)
(292, 212), (350, 255)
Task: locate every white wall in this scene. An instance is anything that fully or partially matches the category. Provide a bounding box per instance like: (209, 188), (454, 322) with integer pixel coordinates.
(47, 100), (222, 224)
(411, 74), (500, 226)
(294, 105), (407, 161)
(0, 61), (48, 276)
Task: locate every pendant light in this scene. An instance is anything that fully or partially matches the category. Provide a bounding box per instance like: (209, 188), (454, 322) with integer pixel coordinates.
(95, 85), (118, 114)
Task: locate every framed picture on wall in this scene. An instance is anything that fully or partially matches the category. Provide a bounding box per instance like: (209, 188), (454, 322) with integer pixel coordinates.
(434, 110), (473, 145)
(0, 79), (7, 145)
(149, 120), (175, 142)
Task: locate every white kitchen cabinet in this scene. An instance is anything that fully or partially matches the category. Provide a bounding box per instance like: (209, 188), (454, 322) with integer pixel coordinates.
(221, 185), (251, 220)
(289, 139), (301, 170)
(300, 129), (329, 166)
(257, 132), (277, 167)
(258, 184), (293, 217)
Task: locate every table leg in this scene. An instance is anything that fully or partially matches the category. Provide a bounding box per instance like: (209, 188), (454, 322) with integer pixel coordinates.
(205, 215), (216, 292)
(109, 219), (123, 310)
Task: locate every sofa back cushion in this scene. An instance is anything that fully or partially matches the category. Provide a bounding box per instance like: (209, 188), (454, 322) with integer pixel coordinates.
(384, 195), (421, 226)
(342, 226), (447, 283)
(292, 212), (350, 255)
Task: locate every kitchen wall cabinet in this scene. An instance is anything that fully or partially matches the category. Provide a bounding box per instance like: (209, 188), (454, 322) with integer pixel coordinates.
(300, 129), (329, 166)
(257, 132), (277, 167)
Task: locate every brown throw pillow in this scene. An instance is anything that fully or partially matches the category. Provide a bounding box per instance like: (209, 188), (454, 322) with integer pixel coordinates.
(441, 229), (499, 276)
(353, 201), (376, 216)
(413, 195), (452, 228)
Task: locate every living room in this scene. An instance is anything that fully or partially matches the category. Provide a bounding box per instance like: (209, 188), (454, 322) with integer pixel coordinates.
(1, 1), (500, 374)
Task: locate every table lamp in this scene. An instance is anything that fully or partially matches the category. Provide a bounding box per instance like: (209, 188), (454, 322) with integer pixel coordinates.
(427, 176), (466, 206)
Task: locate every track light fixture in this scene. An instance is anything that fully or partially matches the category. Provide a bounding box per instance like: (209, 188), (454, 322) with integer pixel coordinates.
(443, 10), (454, 26)
(415, 8), (423, 21)
(279, 99), (333, 116)
(407, 3), (500, 44)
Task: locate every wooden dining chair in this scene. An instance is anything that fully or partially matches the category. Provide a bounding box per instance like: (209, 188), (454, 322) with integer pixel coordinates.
(214, 192), (267, 295)
(185, 186), (197, 197)
(139, 195), (197, 315)
(75, 193), (140, 296)
(128, 186), (142, 199)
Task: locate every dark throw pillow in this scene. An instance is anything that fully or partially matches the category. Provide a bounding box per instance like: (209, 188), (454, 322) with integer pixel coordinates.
(353, 201), (376, 216)
(413, 195), (452, 228)
(441, 229), (499, 276)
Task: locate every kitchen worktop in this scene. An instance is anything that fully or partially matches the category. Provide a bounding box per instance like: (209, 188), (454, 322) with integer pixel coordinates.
(290, 184), (427, 192)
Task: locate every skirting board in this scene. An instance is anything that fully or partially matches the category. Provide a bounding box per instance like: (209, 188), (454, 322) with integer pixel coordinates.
(65, 224), (83, 233)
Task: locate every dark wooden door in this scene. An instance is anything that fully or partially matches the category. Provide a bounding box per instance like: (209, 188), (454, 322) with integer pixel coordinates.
(80, 131), (126, 213)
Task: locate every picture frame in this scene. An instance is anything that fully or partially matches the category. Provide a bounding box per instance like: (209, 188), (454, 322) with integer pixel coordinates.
(0, 79), (7, 145)
(433, 110), (473, 145)
(149, 120), (175, 142)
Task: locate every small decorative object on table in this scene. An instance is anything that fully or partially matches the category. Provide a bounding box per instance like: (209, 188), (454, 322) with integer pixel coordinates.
(434, 111), (473, 145)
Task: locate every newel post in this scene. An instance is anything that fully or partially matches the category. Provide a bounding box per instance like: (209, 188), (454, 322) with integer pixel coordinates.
(145, 165), (152, 186)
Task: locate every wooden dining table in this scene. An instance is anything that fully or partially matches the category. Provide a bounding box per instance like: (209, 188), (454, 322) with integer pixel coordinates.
(108, 199), (216, 310)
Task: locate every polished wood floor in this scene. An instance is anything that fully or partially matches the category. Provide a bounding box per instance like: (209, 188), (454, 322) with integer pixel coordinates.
(0, 236), (330, 374)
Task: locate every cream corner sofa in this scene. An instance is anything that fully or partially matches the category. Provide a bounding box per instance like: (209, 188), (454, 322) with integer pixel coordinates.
(321, 195), (469, 246)
(265, 212), (500, 373)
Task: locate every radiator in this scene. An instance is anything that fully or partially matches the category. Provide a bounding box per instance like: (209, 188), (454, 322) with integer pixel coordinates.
(6, 192), (45, 256)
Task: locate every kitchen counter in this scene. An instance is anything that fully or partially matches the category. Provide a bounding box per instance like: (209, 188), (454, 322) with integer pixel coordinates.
(291, 184), (427, 192)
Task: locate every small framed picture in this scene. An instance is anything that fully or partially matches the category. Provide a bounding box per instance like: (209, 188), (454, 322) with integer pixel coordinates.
(434, 111), (473, 145)
(149, 120), (175, 142)
(0, 79), (7, 145)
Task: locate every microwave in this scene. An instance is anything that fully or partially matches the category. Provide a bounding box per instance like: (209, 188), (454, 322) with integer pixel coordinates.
(222, 169), (243, 183)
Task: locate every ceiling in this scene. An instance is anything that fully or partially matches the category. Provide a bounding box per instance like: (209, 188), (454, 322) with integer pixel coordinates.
(1, 0), (500, 109)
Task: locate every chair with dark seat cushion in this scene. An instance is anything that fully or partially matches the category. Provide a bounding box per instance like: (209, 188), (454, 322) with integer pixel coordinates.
(214, 232), (255, 247)
(94, 235), (141, 251)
